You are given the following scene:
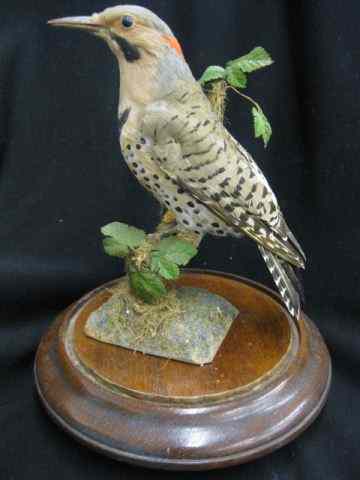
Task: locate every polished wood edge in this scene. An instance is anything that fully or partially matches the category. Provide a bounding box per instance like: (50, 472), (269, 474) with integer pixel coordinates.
(34, 271), (332, 470)
(60, 280), (298, 404)
(34, 353), (331, 470)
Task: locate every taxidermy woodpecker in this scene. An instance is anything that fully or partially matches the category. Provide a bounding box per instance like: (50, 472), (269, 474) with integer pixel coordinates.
(49, 5), (306, 320)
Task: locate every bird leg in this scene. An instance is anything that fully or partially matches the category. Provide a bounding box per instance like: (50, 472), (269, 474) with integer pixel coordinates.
(175, 230), (203, 249)
(156, 210), (203, 248)
(131, 210), (203, 270)
(153, 210), (178, 238)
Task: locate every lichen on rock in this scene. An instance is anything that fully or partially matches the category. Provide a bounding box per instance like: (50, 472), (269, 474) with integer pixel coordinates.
(85, 278), (238, 365)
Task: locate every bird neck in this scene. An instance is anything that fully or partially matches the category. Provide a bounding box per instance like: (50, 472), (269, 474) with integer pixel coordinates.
(117, 49), (194, 117)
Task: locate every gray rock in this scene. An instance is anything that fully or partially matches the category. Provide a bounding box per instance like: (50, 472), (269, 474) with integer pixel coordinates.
(85, 284), (238, 365)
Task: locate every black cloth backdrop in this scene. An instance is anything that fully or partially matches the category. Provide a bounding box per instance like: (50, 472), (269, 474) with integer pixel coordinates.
(0, 0), (359, 478)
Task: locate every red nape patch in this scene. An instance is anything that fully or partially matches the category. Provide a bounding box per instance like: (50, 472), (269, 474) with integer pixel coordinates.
(162, 35), (184, 57)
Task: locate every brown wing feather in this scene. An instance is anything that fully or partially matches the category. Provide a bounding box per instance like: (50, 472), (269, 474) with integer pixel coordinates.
(143, 99), (305, 269)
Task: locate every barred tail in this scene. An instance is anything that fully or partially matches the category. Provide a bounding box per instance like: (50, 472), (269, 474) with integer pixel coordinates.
(258, 245), (303, 321)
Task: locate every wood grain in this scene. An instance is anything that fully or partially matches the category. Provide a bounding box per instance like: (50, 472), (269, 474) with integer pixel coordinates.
(35, 270), (331, 470)
(74, 273), (291, 399)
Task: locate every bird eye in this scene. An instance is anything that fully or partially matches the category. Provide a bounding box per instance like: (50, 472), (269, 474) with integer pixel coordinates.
(122, 16), (134, 28)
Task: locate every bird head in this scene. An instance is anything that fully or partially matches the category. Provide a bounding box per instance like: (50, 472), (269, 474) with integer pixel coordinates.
(49, 5), (193, 105)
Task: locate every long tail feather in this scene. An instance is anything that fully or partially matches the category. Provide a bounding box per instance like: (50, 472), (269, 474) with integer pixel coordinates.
(281, 218), (307, 265)
(282, 262), (306, 305)
(258, 245), (302, 320)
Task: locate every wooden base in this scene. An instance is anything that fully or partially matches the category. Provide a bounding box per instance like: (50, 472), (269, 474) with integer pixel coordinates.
(34, 270), (331, 470)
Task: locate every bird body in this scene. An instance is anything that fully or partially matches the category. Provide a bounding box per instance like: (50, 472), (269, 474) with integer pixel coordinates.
(121, 80), (277, 239)
(49, 5), (306, 320)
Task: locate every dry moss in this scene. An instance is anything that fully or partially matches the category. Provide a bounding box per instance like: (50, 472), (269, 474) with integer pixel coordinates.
(206, 80), (228, 123)
(87, 281), (238, 365)
(105, 282), (183, 346)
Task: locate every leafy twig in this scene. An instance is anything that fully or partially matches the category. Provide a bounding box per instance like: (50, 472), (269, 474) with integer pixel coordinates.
(199, 46), (274, 147)
(227, 86), (272, 148)
(101, 222), (198, 303)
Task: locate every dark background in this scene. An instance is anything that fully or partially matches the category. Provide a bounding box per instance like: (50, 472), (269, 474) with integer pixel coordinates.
(1, 0), (359, 478)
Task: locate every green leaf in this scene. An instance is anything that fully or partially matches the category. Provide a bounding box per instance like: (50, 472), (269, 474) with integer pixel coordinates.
(252, 106), (272, 148)
(156, 237), (198, 266)
(225, 65), (247, 89)
(150, 252), (180, 280)
(129, 270), (167, 304)
(103, 237), (129, 258)
(199, 65), (226, 86)
(227, 47), (274, 73)
(101, 222), (146, 249)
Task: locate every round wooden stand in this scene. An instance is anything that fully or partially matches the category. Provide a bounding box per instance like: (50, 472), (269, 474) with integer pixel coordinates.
(34, 270), (331, 470)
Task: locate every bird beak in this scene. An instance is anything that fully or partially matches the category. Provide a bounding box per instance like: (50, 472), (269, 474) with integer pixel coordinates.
(47, 16), (107, 34)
